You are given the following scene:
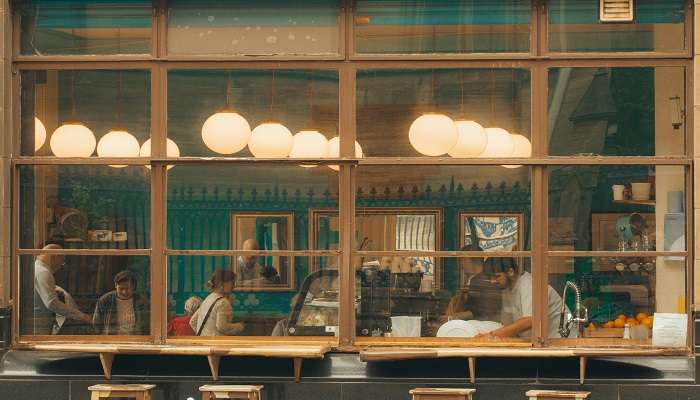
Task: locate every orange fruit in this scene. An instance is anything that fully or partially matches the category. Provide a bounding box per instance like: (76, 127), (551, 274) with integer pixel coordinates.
(636, 312), (648, 322)
(627, 315), (635, 322)
(642, 317), (653, 328)
(614, 318), (626, 328)
(627, 319), (638, 326)
(616, 314), (627, 321)
(603, 321), (614, 328)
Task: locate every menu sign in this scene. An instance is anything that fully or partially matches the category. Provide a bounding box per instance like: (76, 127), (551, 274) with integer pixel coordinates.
(652, 313), (688, 348)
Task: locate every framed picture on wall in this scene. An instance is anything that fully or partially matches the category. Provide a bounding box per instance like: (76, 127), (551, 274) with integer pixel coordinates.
(231, 212), (294, 291)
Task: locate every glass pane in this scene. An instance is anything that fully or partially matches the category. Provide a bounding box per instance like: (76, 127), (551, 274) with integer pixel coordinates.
(167, 164), (338, 291)
(21, 70), (151, 157)
(19, 0), (152, 55)
(354, 0), (531, 54)
(548, 165), (686, 252)
(19, 165), (150, 249)
(168, 69), (339, 157)
(355, 165), (531, 294)
(167, 256), (337, 337)
(548, 0), (686, 53)
(355, 256), (531, 342)
(548, 67), (686, 156)
(20, 255), (150, 336)
(167, 0), (340, 55)
(357, 69), (531, 157)
(548, 257), (686, 347)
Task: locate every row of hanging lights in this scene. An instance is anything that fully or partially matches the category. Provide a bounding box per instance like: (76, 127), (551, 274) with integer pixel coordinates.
(199, 71), (363, 168)
(408, 70), (532, 167)
(34, 72), (181, 165)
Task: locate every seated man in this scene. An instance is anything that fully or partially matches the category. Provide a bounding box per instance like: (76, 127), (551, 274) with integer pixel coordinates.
(93, 270), (149, 335)
(235, 238), (264, 283)
(478, 257), (574, 339)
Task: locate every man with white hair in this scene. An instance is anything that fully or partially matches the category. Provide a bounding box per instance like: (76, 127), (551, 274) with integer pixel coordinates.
(33, 241), (91, 334)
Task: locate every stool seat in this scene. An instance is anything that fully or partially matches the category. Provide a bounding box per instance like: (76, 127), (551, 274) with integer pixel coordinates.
(88, 384), (156, 400)
(410, 388), (476, 400)
(526, 390), (591, 400)
(199, 384), (264, 400)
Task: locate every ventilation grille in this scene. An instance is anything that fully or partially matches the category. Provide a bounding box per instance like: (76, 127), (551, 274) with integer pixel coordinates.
(600, 0), (634, 22)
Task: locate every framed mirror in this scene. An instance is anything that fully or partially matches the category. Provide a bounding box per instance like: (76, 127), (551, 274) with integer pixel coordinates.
(231, 212), (294, 291)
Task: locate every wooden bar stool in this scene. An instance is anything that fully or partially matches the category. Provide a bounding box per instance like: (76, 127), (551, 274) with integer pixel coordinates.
(199, 385), (264, 400)
(88, 384), (156, 400)
(526, 390), (591, 400)
(410, 388), (476, 400)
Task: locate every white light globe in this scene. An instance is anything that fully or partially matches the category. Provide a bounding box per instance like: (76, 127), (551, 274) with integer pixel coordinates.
(201, 111), (251, 155)
(139, 138), (181, 170)
(249, 122), (293, 158)
(35, 117), (47, 152)
(327, 136), (363, 171)
(480, 127), (515, 158)
(50, 122), (96, 157)
(502, 134), (532, 169)
(289, 130), (329, 167)
(448, 120), (488, 158)
(97, 129), (141, 168)
(408, 113), (458, 156)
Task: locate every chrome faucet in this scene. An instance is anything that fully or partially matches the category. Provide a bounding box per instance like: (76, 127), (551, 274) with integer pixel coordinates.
(558, 281), (588, 338)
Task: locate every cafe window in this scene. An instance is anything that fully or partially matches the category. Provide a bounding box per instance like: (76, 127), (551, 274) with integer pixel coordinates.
(18, 0), (153, 56)
(166, 0), (342, 56)
(353, 0), (531, 54)
(166, 163), (339, 337)
(353, 165), (531, 341)
(548, 67), (686, 156)
(17, 164), (150, 337)
(8, 1), (694, 352)
(548, 0), (687, 53)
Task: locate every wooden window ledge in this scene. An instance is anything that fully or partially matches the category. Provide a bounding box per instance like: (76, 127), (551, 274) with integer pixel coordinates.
(17, 343), (330, 382)
(359, 346), (691, 384)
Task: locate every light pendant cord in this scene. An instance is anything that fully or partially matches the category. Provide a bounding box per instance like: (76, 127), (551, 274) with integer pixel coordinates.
(270, 70), (276, 120)
(309, 71), (314, 128)
(225, 70), (232, 109)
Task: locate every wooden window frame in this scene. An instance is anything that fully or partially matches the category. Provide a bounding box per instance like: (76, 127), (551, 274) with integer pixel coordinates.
(7, 1), (694, 356)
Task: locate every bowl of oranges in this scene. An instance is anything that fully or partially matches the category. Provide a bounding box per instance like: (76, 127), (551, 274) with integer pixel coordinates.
(585, 313), (653, 337)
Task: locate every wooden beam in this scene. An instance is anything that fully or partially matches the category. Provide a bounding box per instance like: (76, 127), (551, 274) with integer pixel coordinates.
(579, 356), (586, 384)
(293, 358), (302, 383)
(468, 357), (476, 384)
(98, 353), (114, 380)
(207, 355), (221, 381)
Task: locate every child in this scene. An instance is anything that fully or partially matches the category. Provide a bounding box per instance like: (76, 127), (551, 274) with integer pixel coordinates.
(166, 296), (202, 336)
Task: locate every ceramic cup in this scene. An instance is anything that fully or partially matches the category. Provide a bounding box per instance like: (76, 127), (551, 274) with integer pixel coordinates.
(612, 185), (625, 201)
(631, 182), (651, 201)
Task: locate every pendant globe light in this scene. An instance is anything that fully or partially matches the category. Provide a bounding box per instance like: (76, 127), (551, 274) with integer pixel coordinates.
(97, 72), (141, 167)
(50, 71), (96, 157)
(502, 133), (532, 169)
(201, 71), (251, 155)
(139, 138), (181, 170)
(34, 117), (47, 151)
(289, 73), (328, 167)
(408, 70), (457, 156)
(249, 70), (293, 158)
(448, 71), (488, 158)
(480, 127), (514, 158)
(327, 136), (363, 171)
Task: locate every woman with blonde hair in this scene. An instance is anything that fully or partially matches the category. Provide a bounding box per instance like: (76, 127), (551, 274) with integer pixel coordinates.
(189, 269), (245, 336)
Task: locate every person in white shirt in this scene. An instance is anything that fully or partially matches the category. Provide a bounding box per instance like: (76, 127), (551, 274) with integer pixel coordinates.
(477, 257), (575, 339)
(33, 243), (91, 335)
(190, 269), (245, 336)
